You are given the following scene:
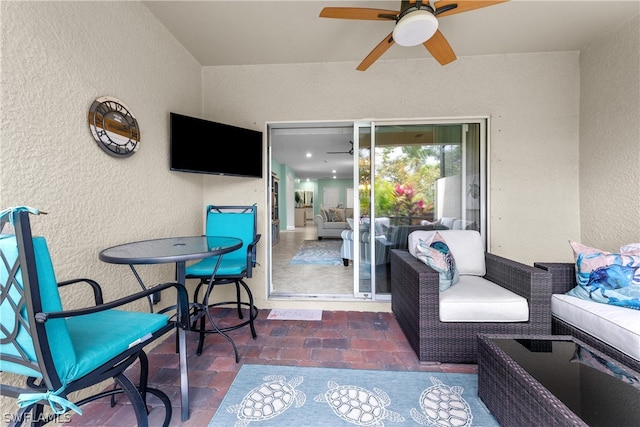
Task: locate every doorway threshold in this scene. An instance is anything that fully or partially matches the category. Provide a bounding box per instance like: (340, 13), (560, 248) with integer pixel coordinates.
(269, 292), (369, 302)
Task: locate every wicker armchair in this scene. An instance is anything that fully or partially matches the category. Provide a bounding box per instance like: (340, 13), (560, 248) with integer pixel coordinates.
(534, 262), (640, 372)
(391, 248), (552, 363)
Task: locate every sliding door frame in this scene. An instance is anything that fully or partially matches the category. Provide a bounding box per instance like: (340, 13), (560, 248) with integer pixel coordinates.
(267, 117), (488, 301)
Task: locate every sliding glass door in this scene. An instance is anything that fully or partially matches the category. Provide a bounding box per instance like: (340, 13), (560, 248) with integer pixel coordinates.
(353, 119), (486, 300)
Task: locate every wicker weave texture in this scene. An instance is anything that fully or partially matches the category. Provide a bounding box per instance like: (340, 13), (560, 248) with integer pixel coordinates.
(534, 262), (640, 372)
(477, 334), (589, 427)
(390, 249), (552, 363)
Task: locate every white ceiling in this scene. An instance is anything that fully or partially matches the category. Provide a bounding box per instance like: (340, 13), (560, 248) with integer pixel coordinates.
(143, 0), (639, 180)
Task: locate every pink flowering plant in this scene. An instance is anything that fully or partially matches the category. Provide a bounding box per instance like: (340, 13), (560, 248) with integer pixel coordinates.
(392, 183), (428, 218)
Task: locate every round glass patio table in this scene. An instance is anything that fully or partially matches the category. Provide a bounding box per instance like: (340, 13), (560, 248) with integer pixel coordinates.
(99, 235), (242, 421)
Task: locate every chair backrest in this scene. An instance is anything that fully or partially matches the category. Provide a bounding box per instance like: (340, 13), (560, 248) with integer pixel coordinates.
(407, 229), (486, 276)
(0, 209), (76, 392)
(205, 205), (258, 276)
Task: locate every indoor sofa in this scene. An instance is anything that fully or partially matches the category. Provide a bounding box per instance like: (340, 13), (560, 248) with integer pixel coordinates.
(534, 262), (640, 372)
(313, 207), (352, 239)
(391, 230), (552, 363)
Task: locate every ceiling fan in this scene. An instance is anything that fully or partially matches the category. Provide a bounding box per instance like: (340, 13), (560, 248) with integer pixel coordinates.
(319, 0), (509, 71)
(327, 141), (354, 155)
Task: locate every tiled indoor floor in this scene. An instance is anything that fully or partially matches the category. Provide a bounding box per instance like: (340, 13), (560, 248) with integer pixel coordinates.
(66, 309), (477, 426)
(271, 222), (354, 295)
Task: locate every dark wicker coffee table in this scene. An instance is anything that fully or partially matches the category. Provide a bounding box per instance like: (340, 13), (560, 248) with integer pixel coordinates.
(477, 334), (640, 427)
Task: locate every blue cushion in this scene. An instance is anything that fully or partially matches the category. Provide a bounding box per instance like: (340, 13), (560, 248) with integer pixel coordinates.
(0, 234), (170, 385)
(187, 208), (255, 278)
(65, 310), (168, 382)
(1, 234), (42, 378)
(0, 235), (77, 379)
(186, 256), (246, 277)
(568, 242), (640, 310)
(206, 211), (254, 260)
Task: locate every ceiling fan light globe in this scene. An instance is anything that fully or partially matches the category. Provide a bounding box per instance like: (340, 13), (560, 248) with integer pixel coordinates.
(392, 10), (438, 47)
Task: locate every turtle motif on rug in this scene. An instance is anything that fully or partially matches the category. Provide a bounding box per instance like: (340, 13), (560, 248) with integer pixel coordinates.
(314, 380), (405, 426)
(226, 375), (305, 426)
(410, 377), (472, 426)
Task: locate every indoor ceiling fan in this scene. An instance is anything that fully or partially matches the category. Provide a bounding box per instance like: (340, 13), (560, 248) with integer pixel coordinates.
(327, 141), (354, 155)
(319, 0), (509, 71)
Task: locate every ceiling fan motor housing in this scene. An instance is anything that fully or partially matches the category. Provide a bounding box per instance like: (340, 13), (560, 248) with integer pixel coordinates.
(393, 8), (439, 46)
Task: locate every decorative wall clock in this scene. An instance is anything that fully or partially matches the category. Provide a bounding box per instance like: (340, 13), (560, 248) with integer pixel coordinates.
(88, 96), (140, 157)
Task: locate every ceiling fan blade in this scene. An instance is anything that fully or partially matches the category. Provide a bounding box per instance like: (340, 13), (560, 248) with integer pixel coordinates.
(357, 33), (395, 71)
(319, 7), (399, 20)
(423, 30), (457, 65)
(434, 0), (509, 18)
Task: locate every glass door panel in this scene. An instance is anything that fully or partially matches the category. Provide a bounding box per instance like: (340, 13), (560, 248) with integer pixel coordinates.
(344, 119), (485, 300)
(363, 121), (485, 299)
(353, 123), (373, 298)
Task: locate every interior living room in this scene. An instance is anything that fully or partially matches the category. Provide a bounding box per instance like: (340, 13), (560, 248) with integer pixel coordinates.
(2, 1), (639, 425)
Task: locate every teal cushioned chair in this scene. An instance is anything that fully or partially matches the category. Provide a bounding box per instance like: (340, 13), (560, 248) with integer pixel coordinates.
(185, 205), (260, 361)
(0, 208), (190, 426)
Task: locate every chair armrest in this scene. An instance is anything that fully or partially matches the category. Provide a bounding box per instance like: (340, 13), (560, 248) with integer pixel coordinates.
(390, 249), (441, 315)
(246, 234), (262, 276)
(534, 262), (576, 294)
(57, 278), (104, 305)
(485, 253), (552, 322)
(36, 281), (191, 330)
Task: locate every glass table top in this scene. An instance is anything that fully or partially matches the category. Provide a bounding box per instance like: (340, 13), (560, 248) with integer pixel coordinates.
(99, 235), (242, 264)
(491, 337), (640, 426)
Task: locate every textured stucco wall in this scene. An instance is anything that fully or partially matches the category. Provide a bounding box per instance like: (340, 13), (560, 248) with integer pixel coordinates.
(579, 15), (640, 251)
(0, 1), (202, 418)
(201, 52), (583, 309)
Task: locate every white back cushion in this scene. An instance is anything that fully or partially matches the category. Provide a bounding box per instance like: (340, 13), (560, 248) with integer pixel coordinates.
(408, 230), (486, 276)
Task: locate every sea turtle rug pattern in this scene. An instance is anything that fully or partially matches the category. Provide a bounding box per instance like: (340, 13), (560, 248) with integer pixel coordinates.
(224, 373), (479, 427)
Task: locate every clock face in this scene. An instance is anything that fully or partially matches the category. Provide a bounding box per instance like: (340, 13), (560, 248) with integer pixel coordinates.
(88, 96), (140, 157)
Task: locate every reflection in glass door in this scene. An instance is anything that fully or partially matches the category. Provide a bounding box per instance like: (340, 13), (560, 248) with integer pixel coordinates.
(353, 123), (374, 298)
(353, 120), (486, 300)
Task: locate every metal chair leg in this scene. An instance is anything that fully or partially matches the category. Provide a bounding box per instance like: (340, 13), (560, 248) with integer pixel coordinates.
(238, 279), (258, 339)
(113, 372), (148, 427)
(196, 279), (240, 362)
(234, 281), (244, 319)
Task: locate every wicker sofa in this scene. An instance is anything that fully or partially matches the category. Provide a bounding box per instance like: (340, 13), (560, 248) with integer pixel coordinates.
(534, 262), (640, 372)
(390, 231), (552, 363)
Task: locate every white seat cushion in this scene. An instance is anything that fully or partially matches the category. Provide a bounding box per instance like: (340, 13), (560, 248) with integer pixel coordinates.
(408, 230), (486, 276)
(552, 294), (640, 362)
(439, 276), (529, 322)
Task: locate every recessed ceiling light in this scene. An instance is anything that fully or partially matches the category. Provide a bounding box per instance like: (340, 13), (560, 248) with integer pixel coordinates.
(306, 152), (312, 158)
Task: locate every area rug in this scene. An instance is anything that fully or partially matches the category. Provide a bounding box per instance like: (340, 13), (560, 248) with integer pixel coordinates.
(289, 239), (343, 266)
(209, 364), (499, 426)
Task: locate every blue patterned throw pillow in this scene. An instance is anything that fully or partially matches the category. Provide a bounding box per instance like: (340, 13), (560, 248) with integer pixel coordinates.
(567, 241), (640, 310)
(415, 232), (459, 291)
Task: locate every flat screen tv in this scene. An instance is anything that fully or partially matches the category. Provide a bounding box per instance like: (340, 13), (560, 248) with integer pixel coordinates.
(170, 112), (263, 178)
